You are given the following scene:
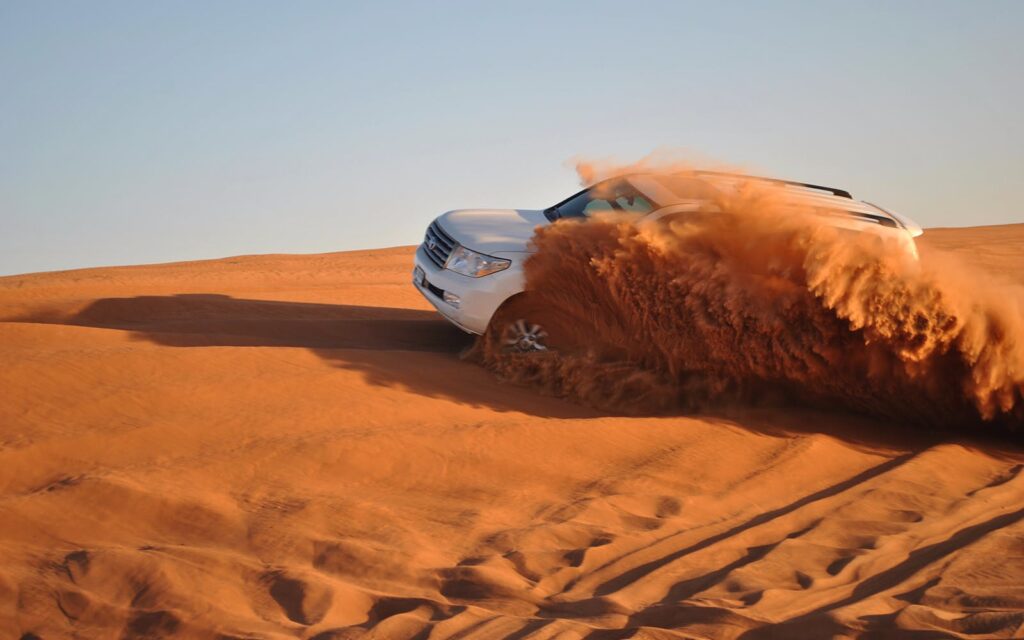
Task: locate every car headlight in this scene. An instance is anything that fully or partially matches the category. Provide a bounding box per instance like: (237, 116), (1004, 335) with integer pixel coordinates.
(445, 245), (510, 277)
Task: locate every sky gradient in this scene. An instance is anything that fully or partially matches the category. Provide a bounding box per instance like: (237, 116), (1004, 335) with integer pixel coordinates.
(2, 1), (1022, 275)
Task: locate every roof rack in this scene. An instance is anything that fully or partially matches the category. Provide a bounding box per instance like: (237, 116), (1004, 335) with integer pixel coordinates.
(694, 170), (853, 200)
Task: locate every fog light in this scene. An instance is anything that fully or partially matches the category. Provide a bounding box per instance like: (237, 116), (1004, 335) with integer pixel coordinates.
(443, 291), (461, 308)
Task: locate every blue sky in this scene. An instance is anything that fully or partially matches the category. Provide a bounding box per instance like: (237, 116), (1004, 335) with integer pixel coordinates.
(2, 1), (1022, 275)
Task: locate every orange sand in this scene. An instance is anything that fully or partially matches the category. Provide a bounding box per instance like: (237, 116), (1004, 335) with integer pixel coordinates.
(2, 225), (1024, 639)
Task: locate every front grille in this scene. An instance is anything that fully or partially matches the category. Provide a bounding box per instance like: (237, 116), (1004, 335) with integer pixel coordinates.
(422, 220), (457, 268)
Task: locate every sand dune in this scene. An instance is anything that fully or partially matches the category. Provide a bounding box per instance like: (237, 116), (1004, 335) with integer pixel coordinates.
(2, 227), (1024, 639)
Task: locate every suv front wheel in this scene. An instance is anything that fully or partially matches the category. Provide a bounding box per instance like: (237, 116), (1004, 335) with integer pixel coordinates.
(485, 294), (578, 354)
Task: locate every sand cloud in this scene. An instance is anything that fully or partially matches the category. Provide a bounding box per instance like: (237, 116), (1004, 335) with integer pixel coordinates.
(477, 162), (1024, 429)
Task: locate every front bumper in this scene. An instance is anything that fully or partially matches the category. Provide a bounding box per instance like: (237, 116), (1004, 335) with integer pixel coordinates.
(412, 244), (515, 335)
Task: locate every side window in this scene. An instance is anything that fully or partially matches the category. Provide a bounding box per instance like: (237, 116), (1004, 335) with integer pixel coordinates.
(584, 179), (654, 216)
(614, 194), (653, 214)
(552, 179), (655, 218)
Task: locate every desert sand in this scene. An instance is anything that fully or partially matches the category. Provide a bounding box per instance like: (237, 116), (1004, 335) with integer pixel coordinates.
(2, 224), (1024, 639)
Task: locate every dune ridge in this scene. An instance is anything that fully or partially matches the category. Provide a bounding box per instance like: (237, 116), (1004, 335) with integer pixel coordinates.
(2, 227), (1024, 639)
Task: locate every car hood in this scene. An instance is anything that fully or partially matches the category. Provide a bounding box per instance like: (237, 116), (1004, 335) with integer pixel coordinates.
(435, 209), (549, 255)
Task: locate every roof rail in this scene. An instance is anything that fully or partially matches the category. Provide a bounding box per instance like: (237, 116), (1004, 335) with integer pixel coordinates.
(694, 170), (853, 200)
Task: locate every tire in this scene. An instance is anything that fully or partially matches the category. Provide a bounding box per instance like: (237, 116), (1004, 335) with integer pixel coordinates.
(485, 294), (577, 354)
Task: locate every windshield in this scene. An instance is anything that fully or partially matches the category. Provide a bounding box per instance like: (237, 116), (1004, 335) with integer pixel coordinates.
(546, 178), (656, 220)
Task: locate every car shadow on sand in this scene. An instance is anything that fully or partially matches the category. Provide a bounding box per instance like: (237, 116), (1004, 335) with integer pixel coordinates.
(18, 292), (1022, 453)
(20, 293), (595, 419)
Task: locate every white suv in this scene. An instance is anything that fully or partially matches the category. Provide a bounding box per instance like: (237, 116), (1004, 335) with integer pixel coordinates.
(412, 172), (922, 350)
